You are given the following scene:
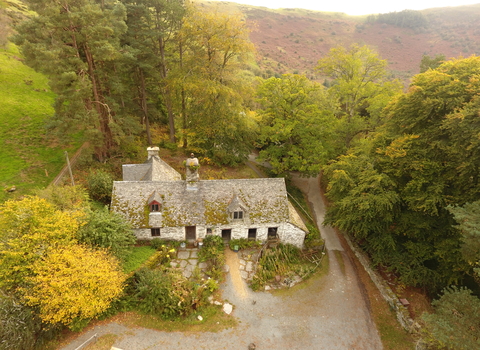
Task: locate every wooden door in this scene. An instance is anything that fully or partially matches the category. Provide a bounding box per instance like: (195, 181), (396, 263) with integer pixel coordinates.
(185, 226), (196, 241)
(221, 229), (231, 243)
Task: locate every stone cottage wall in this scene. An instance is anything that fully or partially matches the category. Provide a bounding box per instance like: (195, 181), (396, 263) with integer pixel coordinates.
(280, 222), (306, 247)
(134, 221), (305, 248)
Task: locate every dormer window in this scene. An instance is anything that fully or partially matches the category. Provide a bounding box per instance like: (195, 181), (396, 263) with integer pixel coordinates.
(233, 211), (243, 220)
(147, 191), (163, 213)
(228, 194), (247, 222)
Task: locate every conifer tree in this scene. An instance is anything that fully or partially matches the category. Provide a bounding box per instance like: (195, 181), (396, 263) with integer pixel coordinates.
(121, 0), (185, 144)
(13, 0), (129, 160)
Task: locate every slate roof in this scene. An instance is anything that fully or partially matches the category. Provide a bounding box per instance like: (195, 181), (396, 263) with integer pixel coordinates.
(111, 178), (307, 230)
(122, 155), (181, 182)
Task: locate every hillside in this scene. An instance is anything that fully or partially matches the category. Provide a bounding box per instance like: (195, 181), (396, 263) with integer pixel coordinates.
(200, 1), (480, 81)
(0, 43), (80, 201)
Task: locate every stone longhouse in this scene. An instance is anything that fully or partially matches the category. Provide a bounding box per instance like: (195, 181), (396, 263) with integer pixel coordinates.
(111, 147), (308, 247)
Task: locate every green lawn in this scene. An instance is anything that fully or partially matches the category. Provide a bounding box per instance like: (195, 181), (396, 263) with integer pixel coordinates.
(0, 44), (77, 202)
(123, 246), (157, 273)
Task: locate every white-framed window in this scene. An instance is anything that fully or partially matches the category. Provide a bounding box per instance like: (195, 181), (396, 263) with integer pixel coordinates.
(233, 211), (243, 220)
(150, 203), (160, 212)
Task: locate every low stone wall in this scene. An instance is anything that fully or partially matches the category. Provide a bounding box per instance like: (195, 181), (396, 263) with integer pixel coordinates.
(342, 232), (421, 334)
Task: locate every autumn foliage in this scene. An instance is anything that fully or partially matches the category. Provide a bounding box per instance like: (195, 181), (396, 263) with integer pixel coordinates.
(0, 196), (82, 291)
(0, 196), (126, 331)
(25, 244), (125, 327)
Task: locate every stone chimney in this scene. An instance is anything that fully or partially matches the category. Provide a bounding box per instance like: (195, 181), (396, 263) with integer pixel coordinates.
(185, 153), (199, 183)
(147, 146), (159, 160)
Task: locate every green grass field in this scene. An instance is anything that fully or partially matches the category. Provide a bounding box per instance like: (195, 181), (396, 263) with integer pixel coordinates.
(0, 44), (77, 202)
(122, 246), (157, 273)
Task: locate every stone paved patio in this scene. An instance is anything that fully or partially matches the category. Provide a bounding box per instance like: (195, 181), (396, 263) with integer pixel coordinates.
(170, 248), (207, 278)
(170, 247), (260, 280)
(172, 246), (310, 291)
(236, 249), (260, 282)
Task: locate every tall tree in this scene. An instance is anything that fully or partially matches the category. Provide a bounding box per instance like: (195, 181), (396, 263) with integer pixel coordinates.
(174, 5), (257, 165)
(316, 44), (401, 149)
(325, 57), (480, 292)
(13, 0), (129, 160)
(256, 74), (336, 176)
(121, 0), (185, 144)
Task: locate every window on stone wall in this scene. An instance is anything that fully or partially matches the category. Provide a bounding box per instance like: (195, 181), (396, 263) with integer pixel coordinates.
(206, 228), (213, 234)
(268, 227), (278, 239)
(233, 211), (243, 220)
(151, 228), (160, 237)
(150, 203), (160, 212)
(248, 228), (257, 240)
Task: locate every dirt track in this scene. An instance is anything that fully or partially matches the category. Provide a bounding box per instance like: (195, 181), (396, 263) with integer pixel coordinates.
(60, 175), (383, 350)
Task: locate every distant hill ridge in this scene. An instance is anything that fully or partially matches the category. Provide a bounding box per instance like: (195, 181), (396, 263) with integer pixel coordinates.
(199, 1), (480, 80)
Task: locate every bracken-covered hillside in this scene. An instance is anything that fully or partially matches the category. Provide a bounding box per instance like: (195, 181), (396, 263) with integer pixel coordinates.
(200, 1), (480, 81)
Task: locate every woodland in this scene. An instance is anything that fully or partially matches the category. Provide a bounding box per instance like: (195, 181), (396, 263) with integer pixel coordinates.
(1, 0), (480, 349)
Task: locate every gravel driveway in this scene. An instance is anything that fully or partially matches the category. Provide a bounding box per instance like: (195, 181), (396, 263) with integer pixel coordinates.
(61, 175), (382, 350)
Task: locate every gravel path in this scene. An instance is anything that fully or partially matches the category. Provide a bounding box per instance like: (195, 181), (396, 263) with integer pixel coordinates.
(60, 175), (383, 350)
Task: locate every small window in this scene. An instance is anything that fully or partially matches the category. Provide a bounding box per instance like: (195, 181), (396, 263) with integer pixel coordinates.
(150, 203), (160, 212)
(233, 211), (243, 220)
(151, 228), (160, 237)
(206, 228), (212, 234)
(268, 227), (278, 239)
(248, 228), (257, 240)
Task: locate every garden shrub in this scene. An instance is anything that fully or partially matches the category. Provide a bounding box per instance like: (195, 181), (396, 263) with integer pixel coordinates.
(304, 223), (324, 250)
(0, 294), (40, 350)
(150, 238), (163, 250)
(143, 245), (176, 268)
(133, 268), (193, 319)
(150, 238), (181, 250)
(131, 266), (215, 320)
(250, 243), (317, 291)
(198, 235), (225, 280)
(0, 293), (62, 350)
(98, 275), (138, 319)
(86, 169), (113, 204)
(229, 238), (261, 250)
(77, 206), (135, 261)
(36, 185), (89, 211)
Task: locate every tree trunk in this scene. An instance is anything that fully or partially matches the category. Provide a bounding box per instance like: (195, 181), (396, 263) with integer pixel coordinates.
(179, 41), (187, 148)
(138, 68), (153, 146)
(84, 43), (112, 161)
(181, 87), (187, 148)
(164, 90), (176, 144)
(159, 36), (176, 144)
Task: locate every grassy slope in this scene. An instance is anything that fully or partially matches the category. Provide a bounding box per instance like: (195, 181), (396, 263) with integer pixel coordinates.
(0, 44), (74, 202)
